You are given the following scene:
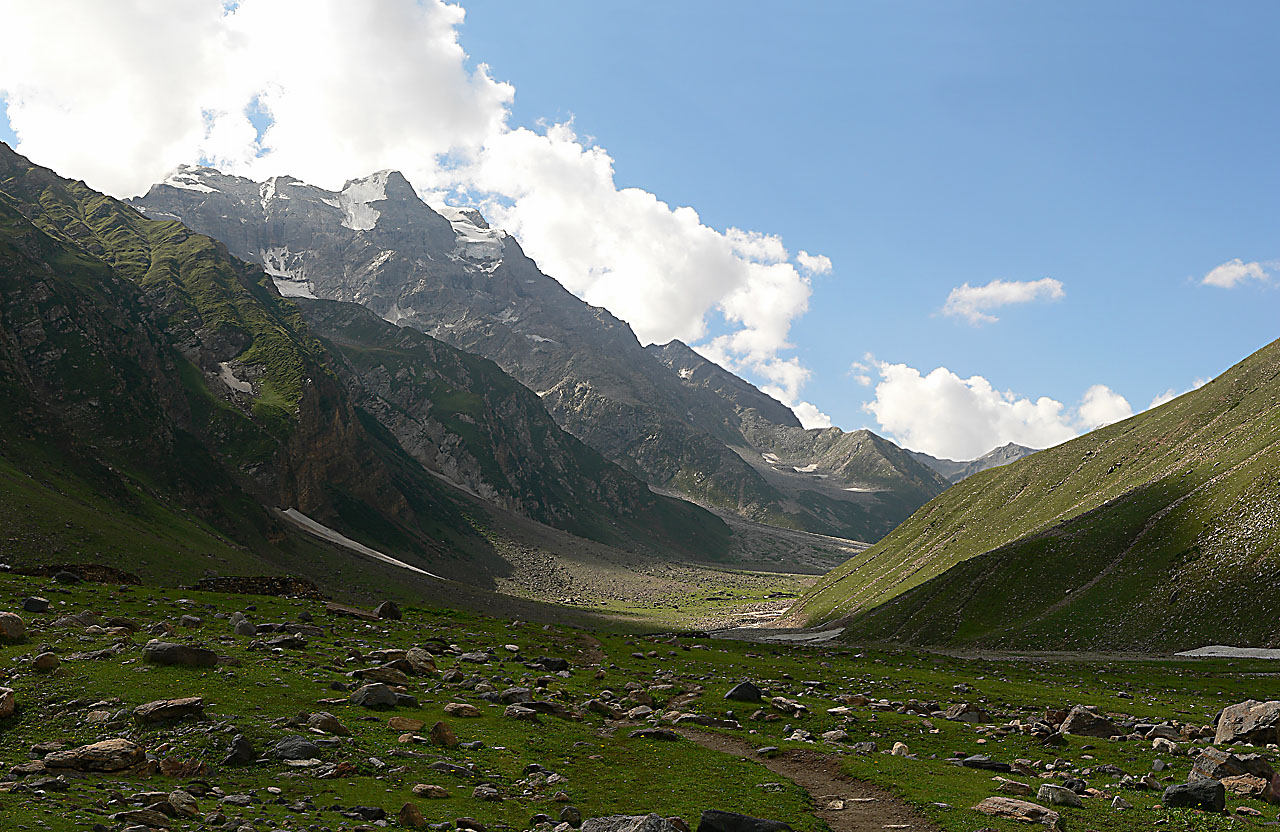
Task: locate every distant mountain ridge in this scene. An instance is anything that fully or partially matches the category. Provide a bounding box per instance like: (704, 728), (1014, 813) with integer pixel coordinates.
(909, 443), (1038, 483)
(131, 166), (950, 542)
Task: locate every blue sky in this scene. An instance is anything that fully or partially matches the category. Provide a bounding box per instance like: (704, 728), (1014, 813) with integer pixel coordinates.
(3, 1), (1277, 458)
(454, 1), (1280, 441)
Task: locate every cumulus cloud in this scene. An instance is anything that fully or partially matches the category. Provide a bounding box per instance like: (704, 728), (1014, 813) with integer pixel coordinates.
(1148, 377), (1207, 409)
(791, 401), (833, 430)
(863, 360), (1132, 460)
(797, 251), (833, 275)
(0, 0), (827, 409)
(942, 277), (1065, 324)
(1202, 258), (1269, 288)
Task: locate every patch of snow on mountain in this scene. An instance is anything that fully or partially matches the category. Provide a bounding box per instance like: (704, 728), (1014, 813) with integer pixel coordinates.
(163, 166), (216, 193)
(762, 452), (781, 464)
(435, 204), (505, 261)
(383, 304), (417, 325)
(678, 367), (695, 380)
(218, 362), (254, 393)
(261, 246), (316, 298)
(527, 334), (558, 344)
(339, 171), (391, 231)
(259, 178), (276, 213)
(369, 250), (396, 270)
(793, 463), (819, 473)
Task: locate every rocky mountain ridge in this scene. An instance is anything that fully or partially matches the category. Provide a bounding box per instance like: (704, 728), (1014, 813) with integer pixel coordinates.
(0, 143), (730, 592)
(132, 166), (948, 542)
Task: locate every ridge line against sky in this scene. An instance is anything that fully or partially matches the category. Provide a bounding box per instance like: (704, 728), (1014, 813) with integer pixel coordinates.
(1, 0), (1276, 460)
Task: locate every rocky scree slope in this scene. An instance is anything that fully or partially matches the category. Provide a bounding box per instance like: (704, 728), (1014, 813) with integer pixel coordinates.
(0, 144), (726, 589)
(131, 168), (944, 543)
(791, 335), (1280, 651)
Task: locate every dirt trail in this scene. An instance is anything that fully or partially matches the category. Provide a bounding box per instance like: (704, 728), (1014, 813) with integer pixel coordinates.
(678, 728), (941, 832)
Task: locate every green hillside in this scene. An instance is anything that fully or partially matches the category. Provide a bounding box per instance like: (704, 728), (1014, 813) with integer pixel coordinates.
(793, 335), (1280, 651)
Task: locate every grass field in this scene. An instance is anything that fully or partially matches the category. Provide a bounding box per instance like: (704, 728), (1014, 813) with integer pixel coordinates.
(0, 572), (1274, 831)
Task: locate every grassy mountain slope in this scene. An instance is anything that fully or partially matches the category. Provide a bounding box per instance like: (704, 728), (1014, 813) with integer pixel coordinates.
(792, 336), (1280, 650)
(0, 144), (501, 583)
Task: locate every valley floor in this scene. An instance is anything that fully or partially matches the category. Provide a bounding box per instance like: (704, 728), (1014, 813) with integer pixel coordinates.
(0, 571), (1274, 832)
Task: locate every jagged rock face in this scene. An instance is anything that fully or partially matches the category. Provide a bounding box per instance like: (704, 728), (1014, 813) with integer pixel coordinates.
(132, 169), (946, 542)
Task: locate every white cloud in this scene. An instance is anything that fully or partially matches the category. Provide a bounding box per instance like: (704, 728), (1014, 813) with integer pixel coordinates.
(1202, 258), (1268, 288)
(1148, 377), (1207, 409)
(791, 402), (833, 430)
(863, 360), (1132, 460)
(0, 0), (825, 412)
(942, 277), (1065, 324)
(797, 251), (832, 275)
(1077, 384), (1133, 430)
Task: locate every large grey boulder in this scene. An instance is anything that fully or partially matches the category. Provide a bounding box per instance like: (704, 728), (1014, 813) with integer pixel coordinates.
(143, 640), (218, 668)
(271, 735), (323, 761)
(724, 682), (763, 703)
(1060, 705), (1120, 738)
(1163, 780), (1225, 812)
(1215, 700), (1280, 746)
(350, 682), (398, 708)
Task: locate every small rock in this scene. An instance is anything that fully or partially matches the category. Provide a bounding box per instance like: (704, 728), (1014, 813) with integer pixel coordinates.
(0, 612), (25, 642)
(412, 784), (451, 799)
(32, 652), (59, 672)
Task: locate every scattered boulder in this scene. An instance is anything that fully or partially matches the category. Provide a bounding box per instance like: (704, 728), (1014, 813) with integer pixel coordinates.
(1215, 700), (1280, 746)
(271, 735), (322, 761)
(32, 652), (59, 672)
(724, 682), (763, 703)
(445, 702), (482, 718)
(961, 755), (1011, 772)
(374, 600), (402, 620)
(222, 734), (256, 766)
(1163, 780), (1226, 812)
(307, 712), (350, 735)
(629, 728), (678, 741)
(1038, 783), (1084, 808)
(350, 683), (398, 708)
(1060, 705), (1120, 738)
(412, 784), (450, 799)
(1191, 747), (1274, 782)
(142, 641), (218, 668)
(944, 703), (992, 723)
(584, 814), (681, 832)
(430, 721), (459, 748)
(390, 716), (426, 731)
(399, 802), (426, 828)
(0, 612), (25, 642)
(21, 597), (48, 613)
(134, 697), (205, 724)
(972, 797), (1060, 826)
(0, 687), (14, 719)
(536, 657), (570, 672)
(696, 810), (791, 832)
(1221, 774), (1269, 798)
(406, 647), (438, 674)
(44, 738), (144, 771)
